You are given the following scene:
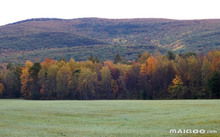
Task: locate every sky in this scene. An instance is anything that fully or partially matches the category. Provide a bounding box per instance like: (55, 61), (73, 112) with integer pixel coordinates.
(0, 0), (220, 25)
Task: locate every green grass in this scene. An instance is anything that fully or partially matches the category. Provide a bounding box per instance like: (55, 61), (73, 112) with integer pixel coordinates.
(0, 100), (219, 137)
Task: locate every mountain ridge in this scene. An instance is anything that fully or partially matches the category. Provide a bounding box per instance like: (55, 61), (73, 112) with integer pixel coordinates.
(1, 17), (220, 62)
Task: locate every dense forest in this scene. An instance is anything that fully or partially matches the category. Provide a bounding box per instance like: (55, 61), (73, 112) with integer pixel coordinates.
(0, 50), (220, 100)
(2, 18), (220, 63)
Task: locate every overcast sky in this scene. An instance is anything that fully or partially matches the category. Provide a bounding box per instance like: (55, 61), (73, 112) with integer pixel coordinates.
(0, 0), (220, 25)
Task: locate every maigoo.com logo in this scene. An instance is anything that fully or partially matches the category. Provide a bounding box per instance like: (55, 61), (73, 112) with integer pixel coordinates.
(169, 129), (217, 134)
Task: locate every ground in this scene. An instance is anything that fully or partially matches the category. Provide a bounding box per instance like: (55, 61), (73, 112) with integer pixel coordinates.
(0, 100), (219, 137)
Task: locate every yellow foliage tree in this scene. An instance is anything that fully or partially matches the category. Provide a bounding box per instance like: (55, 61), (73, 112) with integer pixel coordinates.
(140, 56), (158, 75)
(207, 51), (220, 72)
(168, 75), (185, 98)
(20, 60), (33, 97)
(172, 75), (183, 86)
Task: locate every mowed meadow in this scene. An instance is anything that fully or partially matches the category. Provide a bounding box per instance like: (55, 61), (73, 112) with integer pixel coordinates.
(0, 100), (219, 137)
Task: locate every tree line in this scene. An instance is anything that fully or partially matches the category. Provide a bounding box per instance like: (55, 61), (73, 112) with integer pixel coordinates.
(0, 51), (220, 99)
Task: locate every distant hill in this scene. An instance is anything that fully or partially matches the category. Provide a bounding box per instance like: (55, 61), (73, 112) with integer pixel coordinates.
(1, 18), (220, 62)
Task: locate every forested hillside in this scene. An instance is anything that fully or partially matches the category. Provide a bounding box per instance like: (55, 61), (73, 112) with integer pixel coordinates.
(1, 18), (220, 62)
(0, 51), (220, 99)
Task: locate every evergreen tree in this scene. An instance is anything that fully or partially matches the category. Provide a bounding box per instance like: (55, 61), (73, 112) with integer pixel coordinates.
(208, 72), (220, 98)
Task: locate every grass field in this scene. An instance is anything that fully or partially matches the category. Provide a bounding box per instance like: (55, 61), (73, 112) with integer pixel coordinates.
(0, 100), (219, 137)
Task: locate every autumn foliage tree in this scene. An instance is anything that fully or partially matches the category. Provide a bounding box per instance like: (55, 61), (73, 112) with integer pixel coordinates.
(0, 83), (4, 97)
(20, 61), (33, 98)
(0, 50), (220, 99)
(168, 75), (186, 98)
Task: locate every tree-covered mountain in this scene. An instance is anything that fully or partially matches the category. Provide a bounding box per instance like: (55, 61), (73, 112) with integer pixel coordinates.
(1, 18), (220, 62)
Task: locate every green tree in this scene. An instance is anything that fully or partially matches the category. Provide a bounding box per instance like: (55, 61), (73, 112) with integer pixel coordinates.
(114, 54), (123, 64)
(88, 55), (100, 63)
(208, 72), (220, 98)
(4, 65), (21, 97)
(166, 51), (176, 60)
(29, 63), (41, 99)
